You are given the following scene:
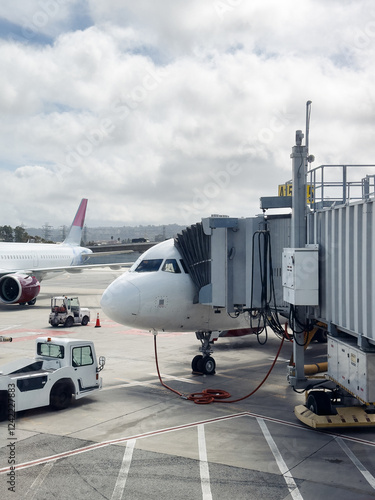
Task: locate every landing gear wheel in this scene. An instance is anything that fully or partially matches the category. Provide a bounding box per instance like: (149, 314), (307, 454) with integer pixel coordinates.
(27, 298), (37, 306)
(306, 391), (333, 415)
(192, 355), (203, 372)
(64, 316), (74, 328)
(50, 382), (72, 410)
(197, 356), (216, 375)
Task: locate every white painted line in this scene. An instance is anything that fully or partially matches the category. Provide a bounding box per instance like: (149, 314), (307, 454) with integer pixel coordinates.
(111, 439), (136, 500)
(0, 325), (20, 331)
(25, 461), (55, 499)
(198, 424), (213, 500)
(335, 437), (375, 490)
(150, 372), (201, 385)
(257, 418), (304, 500)
(2, 412), (374, 475)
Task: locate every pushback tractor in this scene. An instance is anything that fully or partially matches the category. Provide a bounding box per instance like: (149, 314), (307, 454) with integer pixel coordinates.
(0, 337), (105, 420)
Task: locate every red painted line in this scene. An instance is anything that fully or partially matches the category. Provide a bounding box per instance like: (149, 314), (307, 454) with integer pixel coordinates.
(0, 413), (248, 474)
(1, 411), (374, 474)
(7, 330), (76, 342)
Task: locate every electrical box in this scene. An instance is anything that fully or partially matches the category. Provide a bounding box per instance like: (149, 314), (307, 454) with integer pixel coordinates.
(282, 246), (319, 306)
(327, 337), (375, 403)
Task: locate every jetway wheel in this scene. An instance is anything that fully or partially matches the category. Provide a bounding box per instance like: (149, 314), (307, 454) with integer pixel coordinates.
(314, 329), (327, 343)
(306, 390), (333, 415)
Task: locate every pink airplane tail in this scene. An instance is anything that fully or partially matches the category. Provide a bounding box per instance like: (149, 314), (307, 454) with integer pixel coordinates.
(62, 198), (88, 246)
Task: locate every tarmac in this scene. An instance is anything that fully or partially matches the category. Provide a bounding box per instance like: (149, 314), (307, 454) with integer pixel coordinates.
(0, 268), (374, 499)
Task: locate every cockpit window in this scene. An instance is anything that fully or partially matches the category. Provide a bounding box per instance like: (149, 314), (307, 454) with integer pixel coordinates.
(162, 259), (181, 273)
(134, 259), (163, 272)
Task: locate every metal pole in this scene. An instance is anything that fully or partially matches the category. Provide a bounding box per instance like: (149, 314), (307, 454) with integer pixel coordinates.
(290, 129), (308, 387)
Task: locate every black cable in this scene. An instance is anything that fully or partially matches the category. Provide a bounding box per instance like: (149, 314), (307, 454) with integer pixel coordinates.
(249, 228), (289, 342)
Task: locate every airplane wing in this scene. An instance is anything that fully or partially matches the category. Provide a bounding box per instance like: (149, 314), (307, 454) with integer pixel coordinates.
(0, 262), (133, 281)
(83, 250), (134, 258)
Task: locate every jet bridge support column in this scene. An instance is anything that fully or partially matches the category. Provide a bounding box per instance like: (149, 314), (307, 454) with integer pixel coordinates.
(289, 130), (309, 388)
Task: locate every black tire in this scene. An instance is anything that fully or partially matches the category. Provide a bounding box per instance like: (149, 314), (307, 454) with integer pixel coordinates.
(64, 316), (74, 328)
(81, 316), (89, 326)
(50, 381), (73, 410)
(314, 329), (327, 343)
(0, 391), (8, 421)
(27, 298), (37, 306)
(197, 356), (216, 375)
(306, 391), (332, 415)
(192, 355), (203, 372)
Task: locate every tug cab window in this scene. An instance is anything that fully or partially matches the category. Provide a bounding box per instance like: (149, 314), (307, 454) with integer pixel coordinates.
(162, 259), (181, 273)
(135, 259), (163, 272)
(37, 343), (64, 359)
(72, 346), (94, 367)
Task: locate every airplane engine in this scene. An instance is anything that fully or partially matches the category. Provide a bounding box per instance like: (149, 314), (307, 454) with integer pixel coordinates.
(0, 274), (40, 305)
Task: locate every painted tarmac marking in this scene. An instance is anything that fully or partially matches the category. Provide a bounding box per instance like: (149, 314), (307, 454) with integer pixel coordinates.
(111, 439), (136, 500)
(198, 424), (213, 500)
(150, 372), (201, 385)
(257, 417), (304, 500)
(335, 437), (375, 491)
(2, 329), (75, 342)
(25, 461), (55, 499)
(1, 412), (374, 475)
(0, 325), (20, 332)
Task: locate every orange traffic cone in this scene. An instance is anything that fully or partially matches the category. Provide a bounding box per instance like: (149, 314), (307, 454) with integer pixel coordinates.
(95, 313), (101, 328)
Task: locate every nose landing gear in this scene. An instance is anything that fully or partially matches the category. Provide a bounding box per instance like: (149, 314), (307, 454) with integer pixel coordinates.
(192, 331), (218, 375)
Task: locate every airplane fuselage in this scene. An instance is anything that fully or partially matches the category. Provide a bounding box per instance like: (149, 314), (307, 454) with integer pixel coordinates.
(101, 239), (250, 332)
(0, 243), (92, 277)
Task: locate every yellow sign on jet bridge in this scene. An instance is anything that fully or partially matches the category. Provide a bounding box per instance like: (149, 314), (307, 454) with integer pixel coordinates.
(278, 183), (314, 203)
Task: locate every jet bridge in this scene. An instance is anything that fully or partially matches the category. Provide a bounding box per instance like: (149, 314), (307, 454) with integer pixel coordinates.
(175, 122), (375, 427)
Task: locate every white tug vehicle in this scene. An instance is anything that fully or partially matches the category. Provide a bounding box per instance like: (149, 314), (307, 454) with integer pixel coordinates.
(49, 296), (90, 327)
(0, 337), (105, 420)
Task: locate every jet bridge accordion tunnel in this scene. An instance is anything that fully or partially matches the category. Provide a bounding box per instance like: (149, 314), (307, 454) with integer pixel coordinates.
(174, 215), (292, 331)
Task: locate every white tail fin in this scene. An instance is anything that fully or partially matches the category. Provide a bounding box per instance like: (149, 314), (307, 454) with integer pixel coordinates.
(62, 199), (88, 246)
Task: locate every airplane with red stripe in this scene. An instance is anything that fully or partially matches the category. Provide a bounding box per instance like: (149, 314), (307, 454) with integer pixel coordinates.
(0, 199), (129, 306)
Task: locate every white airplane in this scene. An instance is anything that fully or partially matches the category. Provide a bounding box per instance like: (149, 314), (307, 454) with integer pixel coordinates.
(0, 199), (131, 306)
(100, 238), (262, 374)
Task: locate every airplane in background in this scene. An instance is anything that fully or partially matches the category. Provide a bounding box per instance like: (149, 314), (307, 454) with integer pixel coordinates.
(101, 238), (262, 375)
(0, 199), (131, 307)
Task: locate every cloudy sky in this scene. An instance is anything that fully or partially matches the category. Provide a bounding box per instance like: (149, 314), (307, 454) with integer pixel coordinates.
(0, 0), (375, 228)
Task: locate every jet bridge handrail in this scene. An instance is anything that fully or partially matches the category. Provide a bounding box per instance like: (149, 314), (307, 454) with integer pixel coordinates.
(307, 164), (375, 211)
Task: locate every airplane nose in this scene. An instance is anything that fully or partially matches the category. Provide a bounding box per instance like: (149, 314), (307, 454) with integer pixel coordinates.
(100, 277), (140, 325)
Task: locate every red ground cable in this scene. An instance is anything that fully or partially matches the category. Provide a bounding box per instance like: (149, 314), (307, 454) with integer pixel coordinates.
(153, 329), (286, 404)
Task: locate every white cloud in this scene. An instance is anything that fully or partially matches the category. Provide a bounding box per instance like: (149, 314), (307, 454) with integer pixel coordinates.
(0, 1), (374, 228)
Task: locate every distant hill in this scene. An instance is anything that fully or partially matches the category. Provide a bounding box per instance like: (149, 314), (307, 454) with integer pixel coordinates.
(25, 223), (188, 244)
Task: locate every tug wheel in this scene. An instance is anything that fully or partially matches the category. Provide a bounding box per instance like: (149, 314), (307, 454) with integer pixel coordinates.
(81, 316), (89, 326)
(64, 316), (74, 328)
(50, 381), (73, 410)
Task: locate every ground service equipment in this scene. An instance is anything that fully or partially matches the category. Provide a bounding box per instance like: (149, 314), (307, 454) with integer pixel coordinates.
(0, 337), (105, 420)
(49, 296), (90, 327)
